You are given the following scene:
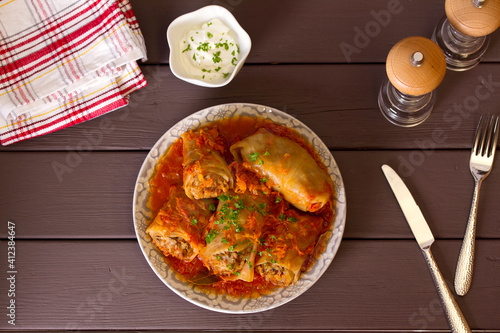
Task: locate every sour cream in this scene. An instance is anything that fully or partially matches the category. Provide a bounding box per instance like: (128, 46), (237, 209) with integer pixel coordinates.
(179, 19), (240, 83)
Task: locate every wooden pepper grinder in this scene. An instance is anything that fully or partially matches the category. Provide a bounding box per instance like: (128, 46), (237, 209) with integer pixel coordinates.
(379, 36), (447, 127)
(432, 0), (500, 71)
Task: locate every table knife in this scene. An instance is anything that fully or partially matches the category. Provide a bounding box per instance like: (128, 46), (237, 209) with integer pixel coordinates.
(381, 165), (471, 333)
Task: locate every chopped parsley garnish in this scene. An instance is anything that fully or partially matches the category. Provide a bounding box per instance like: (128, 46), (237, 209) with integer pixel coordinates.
(234, 272), (241, 276)
(208, 204), (216, 211)
(197, 42), (210, 52)
(207, 21), (213, 26)
(218, 194), (231, 201)
(257, 203), (267, 216)
(212, 51), (222, 63)
(227, 209), (239, 220)
(275, 196), (282, 203)
(235, 224), (243, 233)
(182, 44), (191, 53)
(217, 255), (221, 261)
(249, 152), (260, 161)
(279, 213), (286, 221)
(190, 217), (198, 225)
(287, 216), (299, 223)
(247, 261), (252, 269)
(270, 235), (277, 241)
(223, 73), (229, 78)
(264, 151), (270, 156)
(231, 50), (235, 56)
(207, 32), (213, 38)
(214, 66), (221, 72)
(216, 42), (229, 50)
(221, 237), (229, 244)
(192, 53), (196, 61)
(231, 57), (238, 66)
(205, 230), (219, 244)
(258, 159), (264, 166)
(219, 203), (230, 216)
(228, 245), (235, 251)
(190, 36), (194, 42)
(260, 177), (268, 183)
(201, 68), (211, 73)
(234, 199), (245, 209)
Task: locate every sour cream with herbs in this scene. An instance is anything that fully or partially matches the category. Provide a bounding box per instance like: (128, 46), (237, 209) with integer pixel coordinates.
(180, 19), (240, 82)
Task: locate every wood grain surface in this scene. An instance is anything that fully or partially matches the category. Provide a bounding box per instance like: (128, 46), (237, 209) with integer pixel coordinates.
(0, 240), (499, 331)
(130, 0), (500, 64)
(1, 0), (500, 332)
(2, 64), (500, 151)
(1, 150), (500, 240)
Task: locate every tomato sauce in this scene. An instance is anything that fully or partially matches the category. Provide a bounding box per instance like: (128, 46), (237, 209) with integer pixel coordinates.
(146, 116), (334, 298)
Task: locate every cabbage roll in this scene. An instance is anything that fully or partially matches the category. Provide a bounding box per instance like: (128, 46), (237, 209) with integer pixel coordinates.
(230, 128), (333, 212)
(182, 127), (233, 200)
(255, 210), (324, 286)
(146, 189), (215, 262)
(201, 190), (269, 282)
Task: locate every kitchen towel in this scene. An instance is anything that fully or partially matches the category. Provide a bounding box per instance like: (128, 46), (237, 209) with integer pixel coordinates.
(0, 0), (147, 145)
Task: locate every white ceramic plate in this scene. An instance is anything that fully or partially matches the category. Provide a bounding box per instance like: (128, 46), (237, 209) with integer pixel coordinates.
(133, 103), (346, 313)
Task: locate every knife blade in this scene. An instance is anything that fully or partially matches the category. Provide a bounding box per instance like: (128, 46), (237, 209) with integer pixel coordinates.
(381, 164), (434, 249)
(381, 164), (471, 333)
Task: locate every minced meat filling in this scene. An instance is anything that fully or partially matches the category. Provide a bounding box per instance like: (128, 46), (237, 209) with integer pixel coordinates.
(207, 246), (252, 276)
(154, 235), (193, 260)
(191, 174), (230, 199)
(256, 264), (294, 286)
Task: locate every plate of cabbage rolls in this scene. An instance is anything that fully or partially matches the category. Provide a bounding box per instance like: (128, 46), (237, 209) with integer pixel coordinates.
(133, 103), (346, 313)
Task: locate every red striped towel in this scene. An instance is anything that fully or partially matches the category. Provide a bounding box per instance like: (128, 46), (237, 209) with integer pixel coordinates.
(0, 0), (147, 145)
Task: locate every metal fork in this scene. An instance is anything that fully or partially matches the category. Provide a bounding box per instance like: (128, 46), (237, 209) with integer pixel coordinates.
(455, 114), (499, 296)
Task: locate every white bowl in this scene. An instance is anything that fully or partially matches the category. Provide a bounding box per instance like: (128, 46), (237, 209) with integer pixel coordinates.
(167, 5), (251, 88)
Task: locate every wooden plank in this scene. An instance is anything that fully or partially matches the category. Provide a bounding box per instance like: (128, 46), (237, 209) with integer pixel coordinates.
(2, 64), (500, 151)
(1, 239), (498, 330)
(1, 150), (500, 240)
(0, 152), (146, 239)
(129, 0), (500, 64)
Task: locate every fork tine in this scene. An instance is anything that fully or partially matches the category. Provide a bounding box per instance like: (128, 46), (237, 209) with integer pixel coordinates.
(473, 114), (486, 155)
(488, 115), (499, 158)
(480, 115), (491, 156)
(484, 115), (494, 157)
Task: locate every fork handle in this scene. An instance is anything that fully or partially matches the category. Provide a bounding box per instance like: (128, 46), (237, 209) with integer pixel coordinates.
(454, 179), (481, 296)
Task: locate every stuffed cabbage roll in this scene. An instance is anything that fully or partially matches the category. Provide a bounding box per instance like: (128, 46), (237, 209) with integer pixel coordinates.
(201, 190), (269, 282)
(230, 128), (333, 212)
(182, 127), (233, 200)
(146, 188), (215, 262)
(255, 210), (324, 286)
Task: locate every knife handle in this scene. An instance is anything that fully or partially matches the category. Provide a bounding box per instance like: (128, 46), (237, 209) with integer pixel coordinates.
(422, 248), (471, 333)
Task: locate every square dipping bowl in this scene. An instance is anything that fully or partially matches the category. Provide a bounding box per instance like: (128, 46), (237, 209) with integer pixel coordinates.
(167, 5), (251, 88)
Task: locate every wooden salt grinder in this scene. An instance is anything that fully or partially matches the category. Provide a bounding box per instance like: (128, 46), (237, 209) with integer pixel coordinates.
(378, 36), (447, 127)
(433, 0), (500, 71)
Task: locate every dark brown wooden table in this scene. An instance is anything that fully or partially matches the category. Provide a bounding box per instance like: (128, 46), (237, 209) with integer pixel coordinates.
(1, 0), (500, 332)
